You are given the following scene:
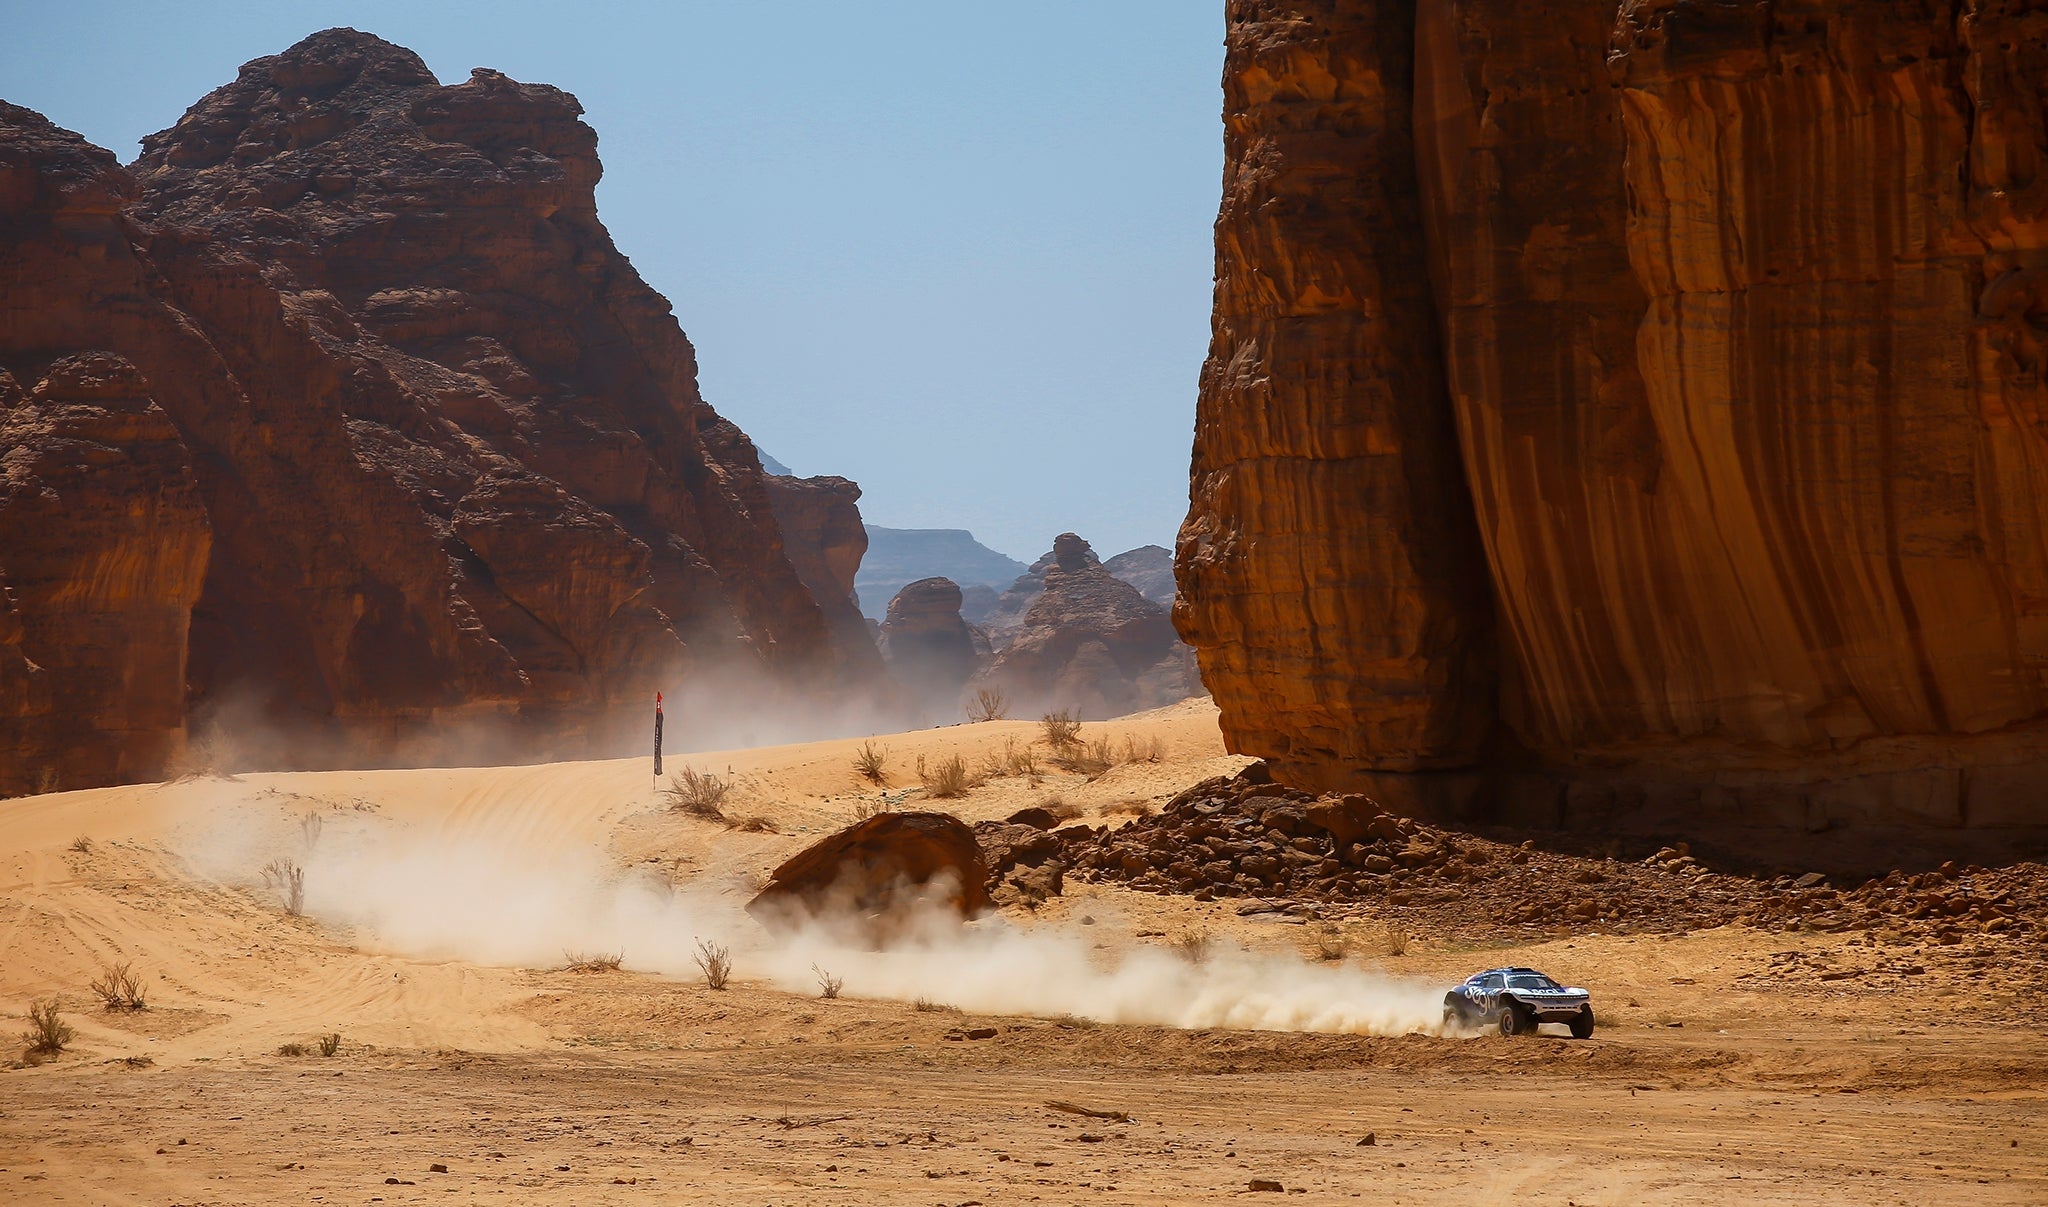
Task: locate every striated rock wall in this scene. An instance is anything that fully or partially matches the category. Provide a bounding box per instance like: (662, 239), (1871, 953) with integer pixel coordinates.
(1, 31), (879, 785)
(1183, 0), (2048, 857)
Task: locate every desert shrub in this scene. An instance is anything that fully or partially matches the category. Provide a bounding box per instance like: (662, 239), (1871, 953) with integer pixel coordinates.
(852, 796), (897, 822)
(664, 767), (733, 821)
(1312, 923), (1347, 963)
(562, 951), (623, 973)
(1006, 741), (1041, 778)
(23, 999), (72, 1055)
(317, 1032), (342, 1057)
(1069, 737), (1117, 778)
(1174, 930), (1212, 964)
(89, 961), (148, 1010)
(276, 1041), (307, 1057)
(916, 753), (972, 799)
(300, 810), (323, 851)
(1040, 795), (1085, 822)
(1102, 798), (1156, 818)
(694, 938), (732, 990)
(69, 836), (92, 854)
(1122, 734), (1166, 763)
(262, 857), (305, 916)
(1039, 710), (1083, 752)
(912, 997), (955, 1013)
(1382, 921), (1410, 958)
(966, 687), (1010, 723)
(814, 964), (843, 999)
(852, 740), (889, 786)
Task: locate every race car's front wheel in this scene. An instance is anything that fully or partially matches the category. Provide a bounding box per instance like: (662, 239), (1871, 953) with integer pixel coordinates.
(1497, 1003), (1531, 1037)
(1569, 1007), (1595, 1039)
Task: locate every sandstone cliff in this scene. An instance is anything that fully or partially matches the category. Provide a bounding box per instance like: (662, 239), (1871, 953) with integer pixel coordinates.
(1, 31), (877, 785)
(1182, 0), (2048, 859)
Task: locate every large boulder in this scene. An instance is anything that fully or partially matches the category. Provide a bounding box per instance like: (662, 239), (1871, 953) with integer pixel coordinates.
(747, 811), (991, 932)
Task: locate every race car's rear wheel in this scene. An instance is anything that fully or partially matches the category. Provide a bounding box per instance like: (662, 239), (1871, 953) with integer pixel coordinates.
(1569, 1007), (1596, 1039)
(1498, 1003), (1531, 1036)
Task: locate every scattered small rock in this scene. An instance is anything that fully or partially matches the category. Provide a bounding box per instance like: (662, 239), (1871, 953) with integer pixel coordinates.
(1248, 1179), (1284, 1192)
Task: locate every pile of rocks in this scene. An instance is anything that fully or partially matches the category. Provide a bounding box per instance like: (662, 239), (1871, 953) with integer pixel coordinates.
(1733, 861), (2046, 942)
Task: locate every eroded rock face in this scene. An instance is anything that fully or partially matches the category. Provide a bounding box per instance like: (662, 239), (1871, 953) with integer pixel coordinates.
(877, 577), (987, 721)
(0, 30), (877, 784)
(981, 533), (1200, 718)
(1183, 1), (2048, 849)
(765, 474), (883, 681)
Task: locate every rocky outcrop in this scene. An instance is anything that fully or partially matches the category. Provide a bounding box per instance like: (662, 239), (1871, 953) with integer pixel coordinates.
(1101, 545), (1177, 607)
(0, 30), (877, 786)
(765, 474), (883, 680)
(0, 355), (211, 794)
(1181, 1), (2048, 853)
(856, 526), (1027, 623)
(877, 577), (988, 721)
(981, 534), (1102, 647)
(981, 534), (1199, 718)
(747, 811), (992, 933)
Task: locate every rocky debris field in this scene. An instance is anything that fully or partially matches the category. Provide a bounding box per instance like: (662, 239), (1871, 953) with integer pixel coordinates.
(1025, 766), (2048, 948)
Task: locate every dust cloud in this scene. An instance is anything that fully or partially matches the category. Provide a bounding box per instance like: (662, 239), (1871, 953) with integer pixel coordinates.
(175, 802), (1455, 1039)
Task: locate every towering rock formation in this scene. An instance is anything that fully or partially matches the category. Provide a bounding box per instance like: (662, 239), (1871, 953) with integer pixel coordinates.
(877, 577), (988, 721)
(1182, 1), (2048, 858)
(1, 31), (878, 786)
(765, 474), (884, 679)
(980, 534), (1201, 719)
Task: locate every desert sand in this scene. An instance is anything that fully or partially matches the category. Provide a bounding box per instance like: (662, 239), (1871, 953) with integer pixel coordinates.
(2, 699), (2042, 1204)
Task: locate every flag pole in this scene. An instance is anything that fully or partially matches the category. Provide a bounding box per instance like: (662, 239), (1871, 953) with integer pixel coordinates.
(652, 691), (665, 789)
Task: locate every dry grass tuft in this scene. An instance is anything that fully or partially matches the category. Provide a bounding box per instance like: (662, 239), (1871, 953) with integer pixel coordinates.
(1382, 920), (1410, 957)
(1039, 709), (1083, 752)
(664, 767), (734, 821)
(1122, 734), (1166, 763)
(300, 810), (323, 851)
(69, 835), (92, 854)
(1174, 930), (1212, 964)
(730, 815), (779, 833)
(852, 796), (897, 822)
(276, 1041), (307, 1057)
(814, 964), (843, 999)
(317, 1032), (342, 1057)
(562, 951), (624, 973)
(262, 857), (305, 916)
(35, 766), (59, 794)
(23, 998), (72, 1055)
(852, 740), (889, 787)
(916, 753), (974, 799)
(1102, 797), (1157, 818)
(966, 686), (1010, 723)
(912, 997), (957, 1013)
(1040, 795), (1085, 822)
(694, 938), (732, 990)
(1312, 923), (1347, 962)
(89, 961), (148, 1011)
(1068, 736), (1117, 778)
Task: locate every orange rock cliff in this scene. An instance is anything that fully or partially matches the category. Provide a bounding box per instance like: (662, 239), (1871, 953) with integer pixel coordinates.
(1179, 0), (2048, 862)
(1, 31), (879, 792)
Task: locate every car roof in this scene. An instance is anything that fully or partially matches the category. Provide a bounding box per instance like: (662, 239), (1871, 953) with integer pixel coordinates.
(1471, 966), (1547, 978)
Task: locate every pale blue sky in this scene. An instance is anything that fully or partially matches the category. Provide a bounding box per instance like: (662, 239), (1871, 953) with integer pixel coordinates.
(1, 1), (1221, 561)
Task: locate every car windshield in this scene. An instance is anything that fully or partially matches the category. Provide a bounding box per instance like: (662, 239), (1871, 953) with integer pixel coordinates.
(1506, 974), (1561, 990)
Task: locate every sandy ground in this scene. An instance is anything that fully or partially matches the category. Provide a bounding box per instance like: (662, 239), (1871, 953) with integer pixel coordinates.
(2, 698), (2043, 1204)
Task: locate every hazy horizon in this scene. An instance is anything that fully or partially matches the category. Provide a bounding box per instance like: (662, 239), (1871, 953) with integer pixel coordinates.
(1, 1), (1222, 562)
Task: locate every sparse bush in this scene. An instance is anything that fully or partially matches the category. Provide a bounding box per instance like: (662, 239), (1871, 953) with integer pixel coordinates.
(912, 997), (955, 1013)
(262, 857), (305, 916)
(1041, 795), (1085, 822)
(814, 964), (843, 999)
(916, 753), (972, 799)
(1069, 736), (1117, 778)
(1102, 798), (1156, 818)
(1312, 923), (1347, 963)
(69, 836), (92, 854)
(562, 951), (623, 973)
(852, 740), (890, 787)
(317, 1032), (342, 1057)
(1382, 921), (1410, 957)
(23, 998), (72, 1055)
(694, 938), (732, 990)
(89, 961), (148, 1010)
(1006, 742), (1041, 778)
(1053, 1013), (1099, 1030)
(966, 687), (1010, 723)
(1122, 734), (1166, 764)
(852, 796), (897, 822)
(664, 767), (733, 821)
(276, 1041), (307, 1057)
(300, 810), (323, 851)
(1174, 930), (1212, 964)
(1039, 710), (1083, 752)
